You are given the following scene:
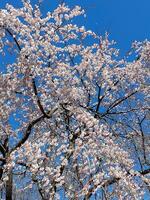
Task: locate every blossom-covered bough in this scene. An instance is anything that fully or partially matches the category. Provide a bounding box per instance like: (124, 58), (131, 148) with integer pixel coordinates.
(0, 0), (149, 199)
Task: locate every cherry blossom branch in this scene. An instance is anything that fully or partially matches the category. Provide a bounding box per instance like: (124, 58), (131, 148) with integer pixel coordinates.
(94, 84), (102, 115)
(32, 78), (49, 117)
(141, 168), (150, 175)
(105, 107), (149, 115)
(132, 139), (144, 171)
(0, 144), (6, 157)
(0, 157), (6, 162)
(12, 161), (47, 200)
(64, 42), (91, 101)
(83, 168), (150, 200)
(81, 89), (139, 120)
(102, 90), (138, 116)
(10, 106), (58, 153)
(32, 178), (47, 200)
(10, 115), (45, 153)
(138, 116), (147, 164)
(83, 177), (120, 200)
(5, 28), (21, 51)
(94, 80), (119, 112)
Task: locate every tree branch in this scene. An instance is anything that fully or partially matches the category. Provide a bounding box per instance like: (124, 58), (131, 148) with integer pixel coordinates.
(0, 144), (6, 157)
(5, 28), (21, 51)
(103, 90), (138, 115)
(83, 168), (150, 199)
(10, 106), (58, 153)
(32, 78), (49, 117)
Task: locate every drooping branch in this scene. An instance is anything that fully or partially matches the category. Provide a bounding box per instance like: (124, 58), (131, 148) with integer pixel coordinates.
(5, 28), (21, 51)
(10, 115), (45, 153)
(83, 168), (150, 200)
(10, 106), (58, 153)
(32, 78), (49, 117)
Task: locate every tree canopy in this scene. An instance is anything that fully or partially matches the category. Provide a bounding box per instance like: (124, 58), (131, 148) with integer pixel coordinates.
(0, 1), (149, 199)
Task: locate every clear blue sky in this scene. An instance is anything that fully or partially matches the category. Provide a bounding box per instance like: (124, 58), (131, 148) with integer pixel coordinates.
(1, 0), (150, 55)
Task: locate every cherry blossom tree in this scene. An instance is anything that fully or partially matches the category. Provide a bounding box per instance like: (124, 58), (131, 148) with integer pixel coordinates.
(0, 0), (149, 199)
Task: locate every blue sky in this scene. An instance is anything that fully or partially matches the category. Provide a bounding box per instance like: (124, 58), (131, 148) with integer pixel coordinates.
(1, 0), (150, 56)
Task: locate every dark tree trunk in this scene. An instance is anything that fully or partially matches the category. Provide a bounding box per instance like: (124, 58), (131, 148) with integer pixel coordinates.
(0, 168), (3, 180)
(6, 171), (13, 200)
